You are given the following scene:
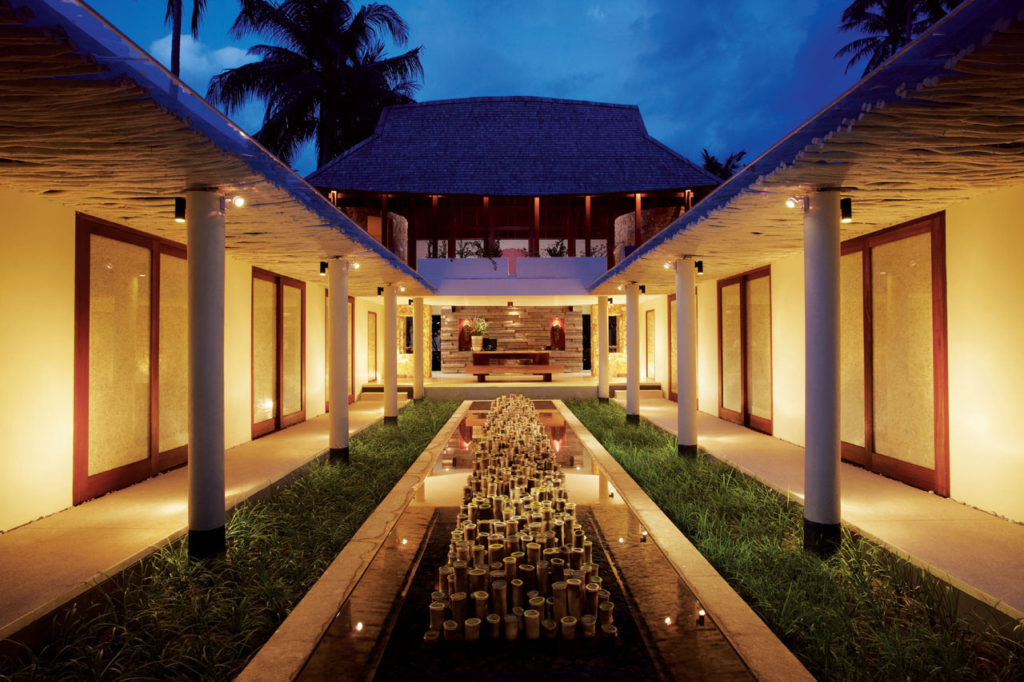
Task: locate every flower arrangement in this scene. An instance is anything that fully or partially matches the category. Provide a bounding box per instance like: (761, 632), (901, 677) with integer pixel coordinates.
(470, 318), (489, 336)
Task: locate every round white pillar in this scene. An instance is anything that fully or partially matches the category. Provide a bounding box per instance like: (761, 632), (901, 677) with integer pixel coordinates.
(625, 283), (640, 422)
(675, 260), (698, 455)
(597, 295), (609, 401)
(328, 261), (350, 463)
(383, 284), (399, 422)
(186, 190), (225, 558)
(413, 297), (425, 400)
(803, 190), (842, 555)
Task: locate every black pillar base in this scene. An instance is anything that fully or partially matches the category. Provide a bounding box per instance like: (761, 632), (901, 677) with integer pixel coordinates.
(598, 397), (609, 404)
(678, 443), (697, 457)
(188, 526), (225, 560)
(803, 518), (841, 557)
(383, 415), (399, 424)
(329, 446), (349, 464)
(626, 414), (640, 424)
(414, 397), (425, 403)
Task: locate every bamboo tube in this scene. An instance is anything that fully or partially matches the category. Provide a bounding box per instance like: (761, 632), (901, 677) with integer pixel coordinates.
(580, 614), (597, 638)
(598, 601), (614, 625)
(583, 540), (593, 564)
(526, 542), (542, 564)
(429, 601), (446, 630)
(536, 560), (550, 594)
(453, 561), (469, 594)
(438, 566), (454, 593)
(451, 591), (467, 625)
(472, 545), (486, 569)
(552, 581), (567, 621)
(598, 589), (610, 603)
(464, 617), (481, 642)
(566, 578), (583, 619)
(468, 568), (487, 593)
(524, 609), (541, 639)
(528, 595), (546, 620)
(519, 563), (536, 592)
(510, 578), (524, 608)
(600, 623), (618, 640)
(510, 550), (526, 567)
(560, 615), (577, 640)
(423, 629), (440, 645)
(503, 556), (517, 581)
(456, 543), (471, 564)
(504, 614), (519, 641)
(585, 582), (600, 617)
(443, 619), (459, 641)
(542, 618), (558, 639)
(569, 547), (585, 569)
(431, 590), (447, 603)
(491, 579), (508, 617)
(472, 590), (489, 620)
(488, 542), (504, 564)
(486, 613), (501, 639)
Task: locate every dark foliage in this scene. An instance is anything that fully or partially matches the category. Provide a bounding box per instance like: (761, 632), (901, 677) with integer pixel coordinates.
(835, 0), (956, 76)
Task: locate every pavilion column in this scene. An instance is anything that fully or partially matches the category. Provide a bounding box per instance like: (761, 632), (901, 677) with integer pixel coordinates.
(625, 283), (640, 422)
(328, 261), (350, 463)
(675, 259), (697, 456)
(413, 296), (425, 400)
(803, 190), (841, 555)
(186, 190), (225, 559)
(597, 295), (609, 402)
(383, 284), (399, 423)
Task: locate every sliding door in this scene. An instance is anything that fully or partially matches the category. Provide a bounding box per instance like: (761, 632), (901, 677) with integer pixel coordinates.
(367, 311), (378, 383)
(645, 309), (655, 379)
(668, 294), (677, 401)
(252, 268), (305, 438)
(841, 213), (949, 495)
(718, 266), (772, 434)
(74, 215), (187, 503)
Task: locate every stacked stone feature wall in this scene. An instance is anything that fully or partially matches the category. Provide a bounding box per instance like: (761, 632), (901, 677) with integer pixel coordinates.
(440, 306), (584, 374)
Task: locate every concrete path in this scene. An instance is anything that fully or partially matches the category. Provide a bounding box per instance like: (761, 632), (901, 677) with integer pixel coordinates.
(615, 397), (1024, 621)
(0, 400), (401, 641)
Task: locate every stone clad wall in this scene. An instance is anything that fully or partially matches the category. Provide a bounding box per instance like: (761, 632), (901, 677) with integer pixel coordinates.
(440, 305), (584, 373)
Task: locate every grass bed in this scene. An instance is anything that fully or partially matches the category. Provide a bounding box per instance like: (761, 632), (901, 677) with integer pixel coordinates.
(0, 399), (458, 682)
(566, 399), (1024, 681)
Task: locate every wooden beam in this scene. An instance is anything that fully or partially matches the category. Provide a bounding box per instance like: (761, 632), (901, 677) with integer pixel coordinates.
(567, 197), (576, 256)
(407, 197), (417, 269)
(380, 193), (389, 251)
(484, 195), (493, 254)
(532, 196), (540, 257)
(634, 192), (642, 247)
(584, 195), (592, 257)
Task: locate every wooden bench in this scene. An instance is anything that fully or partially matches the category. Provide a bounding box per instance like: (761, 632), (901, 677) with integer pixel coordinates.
(464, 364), (565, 382)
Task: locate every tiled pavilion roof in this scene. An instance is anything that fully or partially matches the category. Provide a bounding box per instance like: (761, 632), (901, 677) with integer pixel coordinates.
(306, 96), (720, 196)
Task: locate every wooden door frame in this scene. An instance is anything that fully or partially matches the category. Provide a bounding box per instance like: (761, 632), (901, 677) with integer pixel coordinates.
(73, 213), (188, 504)
(840, 212), (949, 496)
(644, 308), (655, 380)
(668, 294), (677, 401)
(251, 268), (306, 439)
(717, 265), (772, 435)
(367, 310), (378, 382)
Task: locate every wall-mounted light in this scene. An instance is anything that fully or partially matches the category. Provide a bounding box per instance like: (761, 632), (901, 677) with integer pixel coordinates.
(841, 197), (853, 223)
(231, 195), (245, 208)
(174, 197), (185, 223)
(695, 260), (704, 275)
(664, 261), (672, 269)
(319, 261), (328, 276)
(399, 285), (406, 292)
(352, 262), (360, 269)
(786, 195), (808, 211)
(408, 299), (413, 305)
(377, 286), (384, 296)
(607, 297), (613, 304)
(639, 285), (646, 294)
(617, 284), (624, 291)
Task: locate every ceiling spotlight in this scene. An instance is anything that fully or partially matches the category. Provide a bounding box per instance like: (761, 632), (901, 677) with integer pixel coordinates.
(231, 195), (245, 208)
(664, 262), (672, 269)
(174, 197), (185, 223)
(399, 285), (406, 292)
(841, 197), (853, 223)
(319, 261), (328, 276)
(785, 196), (797, 209)
(352, 262), (360, 269)
(617, 284), (624, 291)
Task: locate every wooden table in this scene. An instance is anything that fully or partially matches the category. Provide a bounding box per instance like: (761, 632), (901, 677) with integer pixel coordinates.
(470, 350), (550, 366)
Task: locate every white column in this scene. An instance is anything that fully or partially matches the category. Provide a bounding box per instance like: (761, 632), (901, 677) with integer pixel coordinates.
(413, 297), (425, 400)
(675, 260), (697, 455)
(328, 261), (349, 462)
(625, 282), (640, 422)
(383, 284), (399, 422)
(186, 190), (225, 558)
(803, 190), (841, 554)
(597, 295), (609, 401)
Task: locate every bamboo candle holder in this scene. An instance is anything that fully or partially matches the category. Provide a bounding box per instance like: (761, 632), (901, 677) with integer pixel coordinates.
(510, 578), (524, 608)
(584, 582), (600, 617)
(468, 568), (487, 593)
(504, 614), (519, 640)
(583, 540), (593, 564)
(528, 595), (546, 619)
(491, 579), (508, 617)
(598, 601), (614, 625)
(453, 561), (469, 594)
(451, 591), (467, 625)
(535, 560), (550, 595)
(486, 613), (501, 639)
(565, 578), (583, 619)
(600, 623), (618, 640)
(423, 629), (441, 645)
(580, 614), (597, 638)
(429, 601), (447, 630)
(472, 590), (489, 620)
(519, 563), (536, 592)
(552, 581), (567, 621)
(443, 619), (459, 641)
(550, 558), (566, 583)
(542, 618), (558, 639)
(524, 609), (541, 639)
(464, 617), (481, 642)
(437, 566), (454, 593)
(526, 541), (542, 564)
(560, 616), (577, 640)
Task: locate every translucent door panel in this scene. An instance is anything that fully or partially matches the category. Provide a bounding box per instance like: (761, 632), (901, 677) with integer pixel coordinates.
(720, 283), (742, 413)
(281, 284), (303, 416)
(645, 310), (655, 379)
(367, 311), (378, 382)
(158, 253), (188, 453)
(669, 297), (677, 398)
(746, 276), (771, 421)
(253, 277), (277, 424)
(872, 233), (935, 469)
(840, 252), (865, 447)
(88, 234), (150, 475)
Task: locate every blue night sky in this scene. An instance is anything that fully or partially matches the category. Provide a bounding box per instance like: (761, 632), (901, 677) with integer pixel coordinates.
(85, 0), (865, 178)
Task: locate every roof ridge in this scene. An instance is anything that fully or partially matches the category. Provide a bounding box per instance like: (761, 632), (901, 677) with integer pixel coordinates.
(385, 95), (639, 111)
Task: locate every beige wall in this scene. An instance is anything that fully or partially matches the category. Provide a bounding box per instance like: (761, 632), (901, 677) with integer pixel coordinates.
(639, 296), (668, 396)
(696, 280), (719, 413)
(0, 189), (76, 531)
(224, 255), (252, 449)
(770, 253), (806, 447)
(353, 297), (383, 395)
(306, 282), (327, 418)
(946, 183), (1024, 523)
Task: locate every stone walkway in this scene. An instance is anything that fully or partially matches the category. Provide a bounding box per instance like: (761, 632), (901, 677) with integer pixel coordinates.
(615, 397), (1024, 621)
(0, 400), (400, 641)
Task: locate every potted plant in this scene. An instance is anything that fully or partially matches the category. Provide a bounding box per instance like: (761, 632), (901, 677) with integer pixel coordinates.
(470, 317), (489, 351)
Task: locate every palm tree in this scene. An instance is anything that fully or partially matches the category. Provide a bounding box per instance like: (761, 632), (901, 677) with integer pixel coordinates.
(835, 0), (954, 76)
(207, 0), (423, 168)
(701, 149), (746, 181)
(164, 0), (208, 77)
